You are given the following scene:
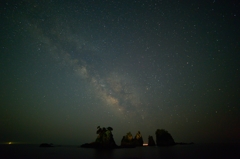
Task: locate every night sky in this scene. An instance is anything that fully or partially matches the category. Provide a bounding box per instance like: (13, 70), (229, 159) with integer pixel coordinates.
(1, 0), (239, 145)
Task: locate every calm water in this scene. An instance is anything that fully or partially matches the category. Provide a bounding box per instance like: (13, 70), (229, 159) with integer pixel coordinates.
(1, 143), (239, 159)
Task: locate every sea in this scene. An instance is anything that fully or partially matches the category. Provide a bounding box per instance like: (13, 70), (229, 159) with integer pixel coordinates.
(1, 143), (239, 159)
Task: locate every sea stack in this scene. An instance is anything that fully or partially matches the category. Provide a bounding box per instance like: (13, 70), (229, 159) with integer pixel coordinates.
(148, 135), (156, 146)
(155, 129), (175, 146)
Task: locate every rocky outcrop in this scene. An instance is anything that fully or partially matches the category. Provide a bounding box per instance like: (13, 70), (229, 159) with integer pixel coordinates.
(148, 136), (156, 146)
(134, 131), (144, 146)
(81, 126), (118, 149)
(155, 129), (175, 146)
(121, 132), (134, 147)
(121, 131), (143, 147)
(81, 127), (193, 148)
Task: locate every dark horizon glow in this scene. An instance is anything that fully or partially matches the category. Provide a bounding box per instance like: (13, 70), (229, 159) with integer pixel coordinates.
(0, 0), (239, 145)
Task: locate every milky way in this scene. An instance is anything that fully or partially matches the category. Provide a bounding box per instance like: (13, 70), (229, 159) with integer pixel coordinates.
(1, 0), (239, 144)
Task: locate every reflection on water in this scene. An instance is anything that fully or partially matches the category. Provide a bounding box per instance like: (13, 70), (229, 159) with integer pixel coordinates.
(0, 143), (239, 159)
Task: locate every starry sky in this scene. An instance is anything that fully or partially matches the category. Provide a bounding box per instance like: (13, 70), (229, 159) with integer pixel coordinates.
(1, 0), (239, 145)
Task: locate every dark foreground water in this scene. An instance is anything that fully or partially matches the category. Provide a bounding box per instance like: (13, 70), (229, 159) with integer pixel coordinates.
(1, 143), (239, 159)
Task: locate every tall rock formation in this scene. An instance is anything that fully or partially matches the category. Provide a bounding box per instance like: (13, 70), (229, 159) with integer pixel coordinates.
(134, 131), (144, 146)
(155, 129), (175, 146)
(148, 135), (156, 146)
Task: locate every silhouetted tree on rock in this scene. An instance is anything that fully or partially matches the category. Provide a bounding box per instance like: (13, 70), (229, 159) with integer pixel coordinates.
(134, 131), (144, 146)
(121, 132), (134, 147)
(121, 131), (144, 147)
(81, 126), (117, 148)
(155, 129), (175, 146)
